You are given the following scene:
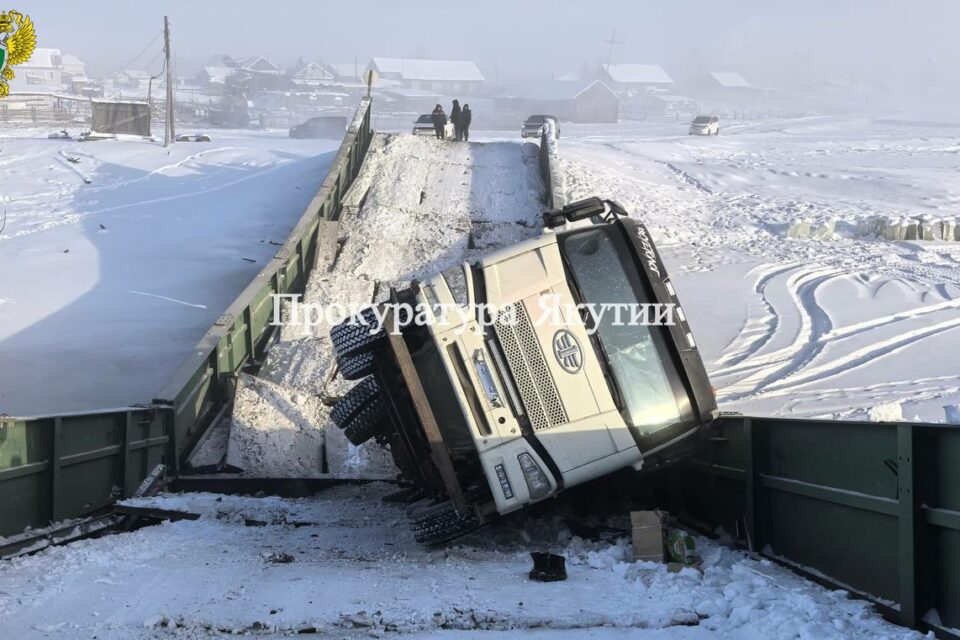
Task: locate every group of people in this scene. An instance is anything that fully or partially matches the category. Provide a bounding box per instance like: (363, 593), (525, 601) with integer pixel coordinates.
(431, 99), (472, 141)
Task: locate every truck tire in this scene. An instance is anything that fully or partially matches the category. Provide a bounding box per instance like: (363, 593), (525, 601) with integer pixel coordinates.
(342, 398), (389, 446)
(330, 307), (385, 360)
(408, 499), (483, 546)
(331, 377), (380, 428)
(383, 485), (427, 504)
(337, 351), (376, 381)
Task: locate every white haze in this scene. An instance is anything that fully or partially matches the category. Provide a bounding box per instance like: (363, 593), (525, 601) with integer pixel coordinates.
(23, 0), (960, 114)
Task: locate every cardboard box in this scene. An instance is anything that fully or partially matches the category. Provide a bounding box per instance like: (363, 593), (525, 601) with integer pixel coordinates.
(631, 510), (667, 563)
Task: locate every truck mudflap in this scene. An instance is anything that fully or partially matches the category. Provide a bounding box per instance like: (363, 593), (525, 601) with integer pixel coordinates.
(381, 307), (471, 515)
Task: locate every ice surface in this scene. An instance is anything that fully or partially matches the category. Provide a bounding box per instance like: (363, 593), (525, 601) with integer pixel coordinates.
(0, 126), (341, 416)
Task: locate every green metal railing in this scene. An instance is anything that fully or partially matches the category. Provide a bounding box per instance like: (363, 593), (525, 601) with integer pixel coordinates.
(0, 98), (374, 539)
(0, 408), (166, 537)
(671, 415), (960, 637)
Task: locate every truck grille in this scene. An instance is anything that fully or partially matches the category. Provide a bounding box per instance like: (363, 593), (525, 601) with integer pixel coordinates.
(494, 303), (567, 431)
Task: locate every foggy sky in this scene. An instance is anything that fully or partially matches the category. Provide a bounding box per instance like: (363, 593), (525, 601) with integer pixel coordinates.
(23, 0), (960, 94)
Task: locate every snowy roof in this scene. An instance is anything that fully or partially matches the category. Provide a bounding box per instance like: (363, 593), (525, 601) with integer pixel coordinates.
(20, 48), (62, 69)
(603, 64), (673, 85)
(91, 98), (149, 105)
(370, 58), (485, 83)
(500, 79), (618, 102)
(237, 57), (281, 73)
(61, 54), (85, 68)
(327, 63), (363, 80)
(710, 71), (752, 88)
(289, 62), (334, 80)
(205, 54), (238, 68)
(204, 66), (239, 83)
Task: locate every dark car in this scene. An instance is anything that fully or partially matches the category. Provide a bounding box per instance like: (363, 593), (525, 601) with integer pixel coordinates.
(289, 116), (349, 139)
(521, 115), (560, 139)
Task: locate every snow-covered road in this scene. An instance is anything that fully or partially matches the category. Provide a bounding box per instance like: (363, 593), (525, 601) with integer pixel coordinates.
(0, 128), (340, 416)
(554, 115), (960, 422)
(0, 484), (925, 640)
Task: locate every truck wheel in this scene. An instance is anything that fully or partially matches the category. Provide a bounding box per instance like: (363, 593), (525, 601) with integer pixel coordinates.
(383, 485), (427, 504)
(409, 499), (483, 546)
(342, 398), (389, 446)
(337, 351), (376, 381)
(331, 377), (380, 427)
(331, 307), (385, 360)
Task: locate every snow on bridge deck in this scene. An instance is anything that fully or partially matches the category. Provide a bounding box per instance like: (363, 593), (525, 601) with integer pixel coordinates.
(223, 133), (545, 477)
(0, 483), (924, 639)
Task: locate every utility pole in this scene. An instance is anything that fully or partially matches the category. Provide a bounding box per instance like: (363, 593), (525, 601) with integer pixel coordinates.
(163, 16), (175, 146)
(604, 29), (622, 70)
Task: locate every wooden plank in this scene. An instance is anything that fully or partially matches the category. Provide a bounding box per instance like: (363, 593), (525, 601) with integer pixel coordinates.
(382, 308), (468, 514)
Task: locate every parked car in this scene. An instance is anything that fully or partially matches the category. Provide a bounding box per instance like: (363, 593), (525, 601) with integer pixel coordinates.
(412, 114), (454, 138)
(329, 197), (718, 545)
(521, 115), (560, 139)
(689, 115), (720, 136)
(289, 116), (349, 139)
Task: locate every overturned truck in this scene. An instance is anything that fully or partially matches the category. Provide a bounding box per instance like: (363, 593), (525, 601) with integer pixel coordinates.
(328, 198), (719, 544)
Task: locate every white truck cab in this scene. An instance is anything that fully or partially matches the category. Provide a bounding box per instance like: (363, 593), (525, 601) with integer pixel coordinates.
(329, 198), (717, 544)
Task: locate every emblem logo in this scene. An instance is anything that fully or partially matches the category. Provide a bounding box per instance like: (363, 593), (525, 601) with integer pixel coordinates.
(552, 330), (583, 374)
(0, 10), (37, 98)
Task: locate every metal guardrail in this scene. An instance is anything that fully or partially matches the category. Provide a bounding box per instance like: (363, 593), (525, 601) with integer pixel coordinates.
(152, 97), (373, 473)
(0, 98), (374, 539)
(667, 415), (960, 637)
(538, 120), (564, 210)
(0, 407), (166, 538)
(534, 131), (958, 635)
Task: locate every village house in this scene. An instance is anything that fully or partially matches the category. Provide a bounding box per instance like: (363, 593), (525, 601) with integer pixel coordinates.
(7, 48), (64, 92)
(495, 79), (620, 123)
(367, 57), (485, 95)
(327, 62), (365, 85)
(288, 61), (334, 88)
(600, 63), (675, 96)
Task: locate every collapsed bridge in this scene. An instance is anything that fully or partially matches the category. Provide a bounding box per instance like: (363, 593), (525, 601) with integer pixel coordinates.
(0, 99), (957, 639)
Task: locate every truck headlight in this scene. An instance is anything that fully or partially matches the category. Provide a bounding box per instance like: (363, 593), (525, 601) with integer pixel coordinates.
(517, 453), (551, 499)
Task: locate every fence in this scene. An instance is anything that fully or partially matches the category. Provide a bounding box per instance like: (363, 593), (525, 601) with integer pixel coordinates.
(0, 98), (374, 540)
(538, 119), (564, 210)
(669, 415), (960, 637)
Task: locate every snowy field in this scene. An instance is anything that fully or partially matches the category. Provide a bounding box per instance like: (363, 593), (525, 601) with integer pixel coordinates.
(547, 115), (960, 422)
(0, 484), (925, 639)
(0, 128), (340, 416)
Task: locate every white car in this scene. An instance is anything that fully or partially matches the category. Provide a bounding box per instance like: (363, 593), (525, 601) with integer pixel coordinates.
(689, 115), (720, 136)
(412, 114), (454, 139)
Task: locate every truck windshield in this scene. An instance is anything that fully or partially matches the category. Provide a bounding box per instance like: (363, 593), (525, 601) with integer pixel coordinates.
(558, 227), (689, 436)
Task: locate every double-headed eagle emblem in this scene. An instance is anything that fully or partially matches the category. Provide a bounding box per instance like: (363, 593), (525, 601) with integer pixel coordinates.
(0, 10), (36, 97)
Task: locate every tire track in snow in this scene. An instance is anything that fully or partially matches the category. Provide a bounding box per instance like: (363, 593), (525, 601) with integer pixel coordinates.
(760, 316), (960, 394)
(714, 262), (800, 367)
(716, 266), (841, 401)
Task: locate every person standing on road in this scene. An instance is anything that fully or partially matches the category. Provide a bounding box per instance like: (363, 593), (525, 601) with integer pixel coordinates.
(461, 104), (472, 142)
(450, 99), (463, 141)
(431, 104), (447, 139)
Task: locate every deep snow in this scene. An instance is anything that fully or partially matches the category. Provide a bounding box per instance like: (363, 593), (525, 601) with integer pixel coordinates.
(0, 128), (340, 416)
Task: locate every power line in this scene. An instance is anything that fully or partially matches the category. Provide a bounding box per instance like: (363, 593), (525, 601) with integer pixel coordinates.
(103, 32), (162, 80)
